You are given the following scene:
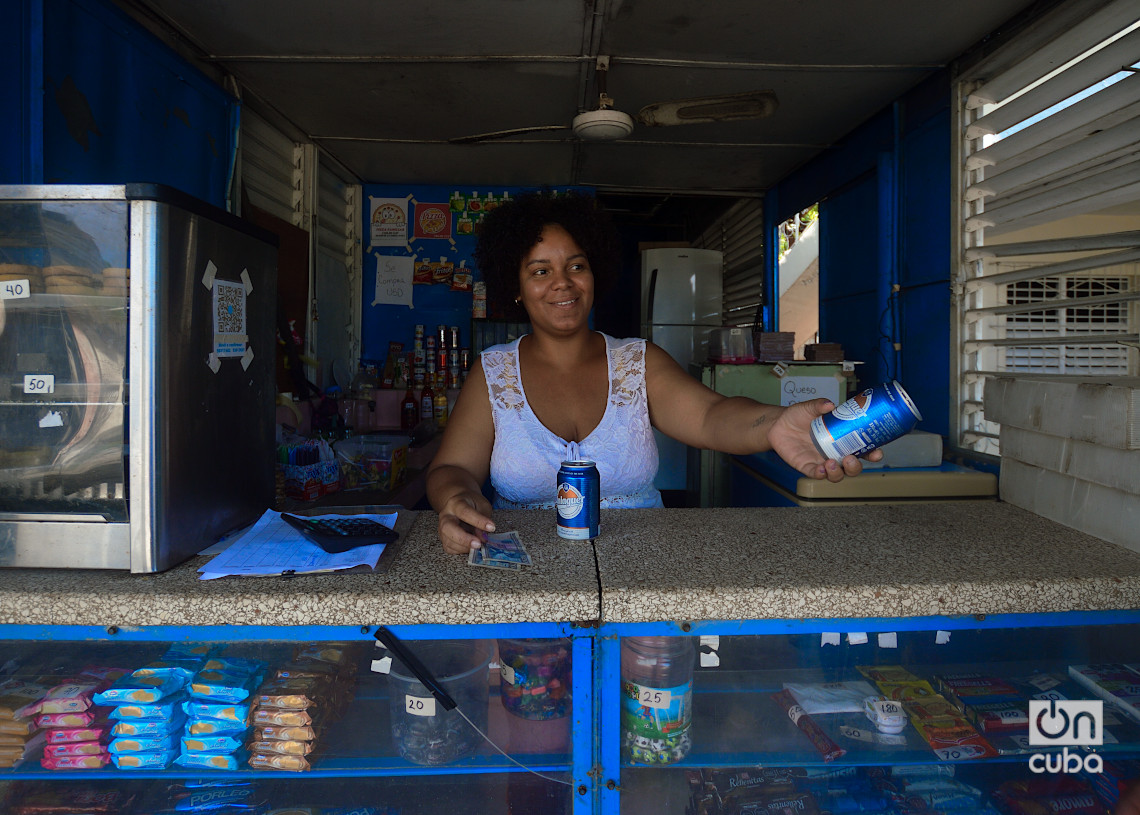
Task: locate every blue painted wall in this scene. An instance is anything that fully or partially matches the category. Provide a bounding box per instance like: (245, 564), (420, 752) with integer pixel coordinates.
(2, 0), (236, 208)
(0, 1), (41, 182)
(768, 72), (952, 437)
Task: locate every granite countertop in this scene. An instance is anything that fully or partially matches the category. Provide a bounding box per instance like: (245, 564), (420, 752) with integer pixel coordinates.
(595, 503), (1140, 623)
(0, 509), (600, 628)
(2, 503), (1139, 629)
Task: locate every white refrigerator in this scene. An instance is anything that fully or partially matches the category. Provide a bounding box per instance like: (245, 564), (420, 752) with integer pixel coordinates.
(640, 247), (724, 491)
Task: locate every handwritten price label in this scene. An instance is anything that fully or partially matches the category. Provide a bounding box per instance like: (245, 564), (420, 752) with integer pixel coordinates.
(24, 375), (55, 394)
(405, 695), (436, 717)
(637, 687), (672, 710)
(2, 279), (31, 299)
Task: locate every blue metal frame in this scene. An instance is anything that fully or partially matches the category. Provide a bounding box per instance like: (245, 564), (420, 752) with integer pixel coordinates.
(593, 608), (1140, 815)
(4, 608), (1140, 810)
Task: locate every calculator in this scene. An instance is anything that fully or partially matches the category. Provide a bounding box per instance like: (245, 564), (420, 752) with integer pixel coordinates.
(281, 513), (399, 554)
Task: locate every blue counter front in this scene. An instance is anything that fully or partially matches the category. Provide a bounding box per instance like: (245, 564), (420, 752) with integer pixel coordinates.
(2, 504), (1139, 813)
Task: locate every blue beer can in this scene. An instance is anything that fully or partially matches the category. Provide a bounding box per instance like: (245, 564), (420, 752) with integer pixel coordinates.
(556, 460), (600, 540)
(810, 380), (922, 460)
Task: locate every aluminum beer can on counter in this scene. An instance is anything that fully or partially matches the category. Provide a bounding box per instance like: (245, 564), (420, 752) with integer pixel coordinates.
(810, 380), (922, 460)
(556, 461), (600, 540)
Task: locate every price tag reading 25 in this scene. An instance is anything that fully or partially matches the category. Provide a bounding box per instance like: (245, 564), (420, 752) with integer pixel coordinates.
(24, 374), (55, 394)
(637, 687), (672, 710)
(405, 695), (437, 717)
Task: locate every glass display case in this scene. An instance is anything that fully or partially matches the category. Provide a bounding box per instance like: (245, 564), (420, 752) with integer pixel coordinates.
(599, 614), (1140, 814)
(0, 185), (278, 572)
(0, 624), (589, 814)
(2, 613), (1138, 814)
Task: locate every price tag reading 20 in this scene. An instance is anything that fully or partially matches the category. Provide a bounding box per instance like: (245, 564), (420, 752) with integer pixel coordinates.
(637, 687), (672, 710)
(405, 695), (437, 717)
(24, 374), (55, 395)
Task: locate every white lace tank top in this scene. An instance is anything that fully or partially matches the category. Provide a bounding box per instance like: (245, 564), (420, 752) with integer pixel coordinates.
(483, 333), (663, 510)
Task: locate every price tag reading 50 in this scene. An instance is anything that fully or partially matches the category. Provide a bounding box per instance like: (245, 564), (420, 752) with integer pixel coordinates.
(405, 694), (437, 717)
(638, 687), (672, 710)
(24, 374), (55, 394)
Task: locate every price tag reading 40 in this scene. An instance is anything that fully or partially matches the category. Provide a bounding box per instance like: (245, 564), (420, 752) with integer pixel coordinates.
(637, 687), (672, 710)
(24, 374), (55, 395)
(2, 279), (31, 300)
(405, 695), (437, 717)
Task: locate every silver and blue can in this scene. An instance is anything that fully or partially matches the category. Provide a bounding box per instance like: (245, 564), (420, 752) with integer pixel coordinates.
(556, 460), (600, 540)
(810, 380), (922, 460)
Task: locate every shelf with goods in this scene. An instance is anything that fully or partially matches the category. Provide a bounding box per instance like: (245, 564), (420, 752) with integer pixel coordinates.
(0, 623), (589, 814)
(598, 613), (1140, 815)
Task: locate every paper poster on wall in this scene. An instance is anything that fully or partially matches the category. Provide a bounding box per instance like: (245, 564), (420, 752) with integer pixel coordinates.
(370, 198), (409, 246)
(779, 376), (841, 407)
(412, 202), (453, 241)
(213, 278), (249, 358)
(373, 254), (414, 307)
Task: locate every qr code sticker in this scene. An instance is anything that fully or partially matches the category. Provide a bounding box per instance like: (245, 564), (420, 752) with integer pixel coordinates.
(213, 279), (248, 358)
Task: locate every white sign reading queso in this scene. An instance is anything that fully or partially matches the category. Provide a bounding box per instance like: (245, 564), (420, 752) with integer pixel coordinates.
(779, 376), (842, 407)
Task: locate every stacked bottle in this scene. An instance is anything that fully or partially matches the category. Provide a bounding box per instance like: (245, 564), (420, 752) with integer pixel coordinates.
(620, 636), (695, 765)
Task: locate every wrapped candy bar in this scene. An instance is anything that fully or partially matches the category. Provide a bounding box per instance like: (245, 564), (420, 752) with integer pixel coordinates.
(174, 748), (249, 771)
(253, 676), (328, 710)
(875, 680), (939, 702)
(255, 724), (319, 741)
(168, 783), (264, 810)
(132, 658), (203, 681)
(35, 710), (96, 728)
(22, 681), (99, 716)
(857, 665), (921, 684)
(39, 751), (110, 769)
(111, 712), (186, 737)
(189, 670), (261, 703)
(93, 672), (186, 705)
(181, 700), (251, 723)
(44, 721), (109, 744)
(108, 734), (179, 754)
(253, 707), (314, 727)
(0, 717), (36, 736)
(248, 738), (313, 756)
(181, 731), (249, 753)
(186, 715), (248, 735)
(904, 696), (964, 722)
(0, 681), (51, 719)
(43, 739), (109, 756)
(964, 700), (1030, 733)
(771, 689), (845, 761)
(112, 749), (178, 769)
(111, 696), (185, 720)
(909, 717), (998, 760)
(202, 657), (267, 676)
(248, 750), (311, 771)
(3, 782), (135, 812)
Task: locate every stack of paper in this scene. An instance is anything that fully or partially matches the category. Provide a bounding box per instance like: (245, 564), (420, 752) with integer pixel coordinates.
(198, 510), (397, 580)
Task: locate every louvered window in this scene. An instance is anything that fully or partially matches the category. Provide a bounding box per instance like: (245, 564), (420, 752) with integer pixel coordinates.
(954, 0), (1140, 455)
(694, 198), (764, 326)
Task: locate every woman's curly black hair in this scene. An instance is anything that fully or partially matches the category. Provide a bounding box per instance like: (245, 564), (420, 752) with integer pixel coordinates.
(473, 190), (621, 318)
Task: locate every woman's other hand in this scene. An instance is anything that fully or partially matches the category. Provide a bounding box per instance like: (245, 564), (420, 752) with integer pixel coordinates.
(437, 490), (495, 555)
(768, 398), (883, 482)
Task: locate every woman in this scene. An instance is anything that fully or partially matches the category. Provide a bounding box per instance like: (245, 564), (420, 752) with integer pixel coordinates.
(427, 191), (879, 554)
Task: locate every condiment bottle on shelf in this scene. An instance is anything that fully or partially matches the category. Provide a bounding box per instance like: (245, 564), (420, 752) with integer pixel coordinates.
(420, 364), (436, 423)
(620, 636), (695, 765)
(400, 380), (418, 431)
(433, 388), (449, 428)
